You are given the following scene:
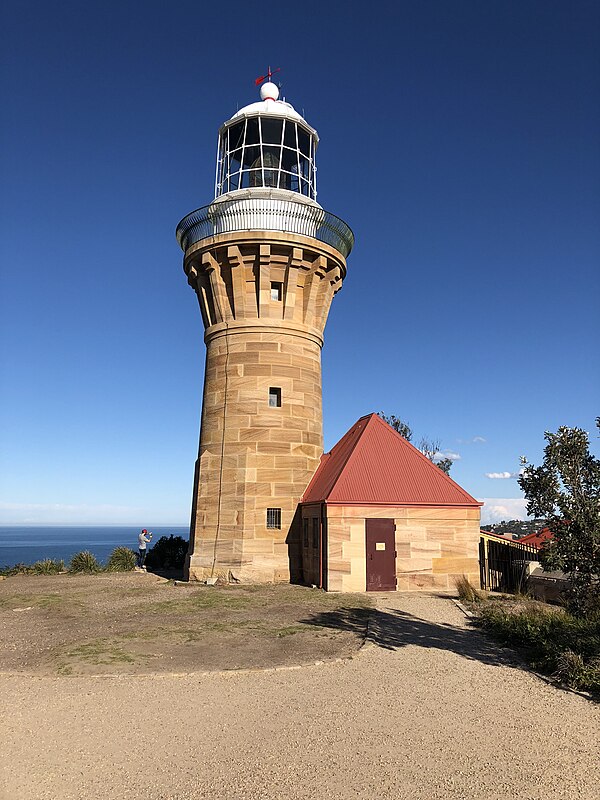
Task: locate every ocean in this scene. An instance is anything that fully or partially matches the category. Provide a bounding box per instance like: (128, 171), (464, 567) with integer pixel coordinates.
(0, 526), (189, 568)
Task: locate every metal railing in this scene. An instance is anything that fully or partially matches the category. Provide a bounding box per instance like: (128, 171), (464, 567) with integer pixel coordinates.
(479, 537), (540, 593)
(176, 197), (354, 258)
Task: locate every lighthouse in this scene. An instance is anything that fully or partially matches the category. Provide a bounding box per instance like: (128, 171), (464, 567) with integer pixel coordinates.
(176, 78), (353, 583)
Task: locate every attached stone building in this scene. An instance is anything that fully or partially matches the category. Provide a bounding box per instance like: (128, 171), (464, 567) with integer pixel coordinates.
(300, 413), (482, 592)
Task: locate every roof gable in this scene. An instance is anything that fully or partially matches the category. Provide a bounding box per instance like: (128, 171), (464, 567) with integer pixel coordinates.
(302, 413), (480, 507)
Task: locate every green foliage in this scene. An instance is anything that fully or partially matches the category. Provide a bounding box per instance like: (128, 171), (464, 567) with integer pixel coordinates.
(435, 457), (453, 476)
(32, 559), (64, 575)
(0, 563), (32, 576)
(377, 413), (413, 441)
(68, 550), (101, 574)
(106, 547), (137, 572)
(476, 599), (600, 693)
(144, 535), (188, 570)
(519, 420), (600, 617)
(454, 574), (483, 603)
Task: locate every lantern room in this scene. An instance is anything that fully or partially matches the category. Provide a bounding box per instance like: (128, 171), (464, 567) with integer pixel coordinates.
(215, 82), (318, 199)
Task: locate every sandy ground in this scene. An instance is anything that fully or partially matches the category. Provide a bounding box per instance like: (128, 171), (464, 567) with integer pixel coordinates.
(1, 592), (599, 800)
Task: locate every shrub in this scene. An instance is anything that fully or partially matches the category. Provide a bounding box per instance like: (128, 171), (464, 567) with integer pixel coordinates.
(455, 575), (483, 603)
(32, 559), (64, 575)
(144, 535), (188, 570)
(475, 600), (600, 694)
(0, 563), (32, 576)
(68, 550), (101, 574)
(106, 546), (137, 572)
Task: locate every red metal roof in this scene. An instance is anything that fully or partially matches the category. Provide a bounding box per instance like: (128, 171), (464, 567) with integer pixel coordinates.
(520, 527), (553, 549)
(302, 413), (481, 506)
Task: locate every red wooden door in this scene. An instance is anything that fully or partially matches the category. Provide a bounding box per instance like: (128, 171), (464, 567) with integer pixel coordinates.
(365, 519), (396, 591)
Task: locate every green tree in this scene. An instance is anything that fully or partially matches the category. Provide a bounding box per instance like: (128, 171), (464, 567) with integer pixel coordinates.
(377, 413), (453, 474)
(518, 419), (600, 617)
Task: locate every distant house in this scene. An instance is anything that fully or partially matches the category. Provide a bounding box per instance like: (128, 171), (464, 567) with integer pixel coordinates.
(298, 413), (482, 592)
(519, 527), (553, 549)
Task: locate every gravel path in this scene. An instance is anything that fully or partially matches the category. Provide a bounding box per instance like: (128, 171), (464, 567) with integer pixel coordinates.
(1, 593), (598, 800)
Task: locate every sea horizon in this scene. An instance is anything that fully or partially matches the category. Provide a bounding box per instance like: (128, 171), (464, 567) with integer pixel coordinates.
(0, 525), (190, 567)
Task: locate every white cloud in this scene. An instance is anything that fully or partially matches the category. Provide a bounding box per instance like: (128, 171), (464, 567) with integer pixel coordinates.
(473, 436), (486, 443)
(479, 498), (529, 525)
(485, 468), (525, 479)
(456, 436), (486, 444)
(434, 450), (461, 462)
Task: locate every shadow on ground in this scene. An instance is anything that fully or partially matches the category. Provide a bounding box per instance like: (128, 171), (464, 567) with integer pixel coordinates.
(300, 606), (520, 669)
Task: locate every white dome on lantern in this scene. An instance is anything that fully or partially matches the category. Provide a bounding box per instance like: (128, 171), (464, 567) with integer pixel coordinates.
(227, 83), (317, 133)
(259, 81), (279, 101)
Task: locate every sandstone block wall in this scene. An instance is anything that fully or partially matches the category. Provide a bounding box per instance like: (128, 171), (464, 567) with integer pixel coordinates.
(183, 232), (346, 583)
(301, 504), (481, 592)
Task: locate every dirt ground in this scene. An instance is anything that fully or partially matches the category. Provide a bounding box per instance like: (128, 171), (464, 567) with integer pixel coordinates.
(0, 571), (371, 675)
(1, 591), (598, 800)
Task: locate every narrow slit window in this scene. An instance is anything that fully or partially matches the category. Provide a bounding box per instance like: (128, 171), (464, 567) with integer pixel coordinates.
(312, 518), (319, 548)
(303, 519), (309, 548)
(270, 281), (283, 301)
(268, 387), (282, 407)
(267, 508), (282, 529)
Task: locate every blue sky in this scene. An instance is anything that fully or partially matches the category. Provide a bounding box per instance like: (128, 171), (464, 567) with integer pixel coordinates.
(1, 0), (598, 526)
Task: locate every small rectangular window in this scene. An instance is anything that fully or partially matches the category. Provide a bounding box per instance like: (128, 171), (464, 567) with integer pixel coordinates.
(303, 519), (309, 548)
(268, 387), (282, 407)
(312, 518), (319, 549)
(270, 282), (282, 301)
(267, 508), (282, 529)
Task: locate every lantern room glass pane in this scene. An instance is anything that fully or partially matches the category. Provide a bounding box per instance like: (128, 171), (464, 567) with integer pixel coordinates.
(283, 120), (297, 149)
(242, 144), (261, 168)
(297, 128), (310, 157)
(245, 118), (260, 146)
(280, 148), (298, 171)
(247, 169), (263, 187)
(260, 118), (283, 145)
(278, 171), (291, 190)
(228, 121), (245, 151)
(228, 149), (242, 175)
(262, 149), (280, 187)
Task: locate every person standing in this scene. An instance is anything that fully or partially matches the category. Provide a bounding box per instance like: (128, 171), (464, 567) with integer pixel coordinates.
(137, 529), (152, 569)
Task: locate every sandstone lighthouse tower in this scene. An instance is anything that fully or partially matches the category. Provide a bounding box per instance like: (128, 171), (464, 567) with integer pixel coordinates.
(176, 77), (353, 583)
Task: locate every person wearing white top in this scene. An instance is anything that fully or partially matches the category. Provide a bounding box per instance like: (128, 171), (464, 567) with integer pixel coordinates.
(137, 529), (152, 568)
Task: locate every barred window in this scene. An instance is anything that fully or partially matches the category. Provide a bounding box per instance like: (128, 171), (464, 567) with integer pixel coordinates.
(267, 508), (282, 529)
(303, 518), (309, 548)
(312, 518), (319, 549)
